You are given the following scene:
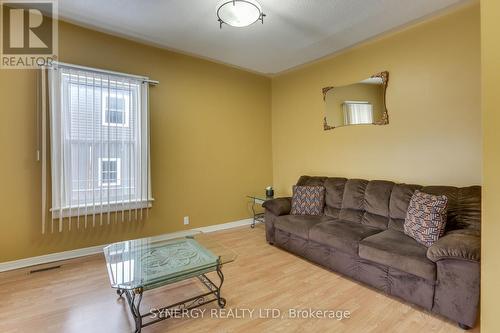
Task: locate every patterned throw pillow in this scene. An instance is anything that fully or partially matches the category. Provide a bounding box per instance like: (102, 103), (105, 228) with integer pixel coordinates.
(290, 185), (325, 216)
(404, 190), (448, 247)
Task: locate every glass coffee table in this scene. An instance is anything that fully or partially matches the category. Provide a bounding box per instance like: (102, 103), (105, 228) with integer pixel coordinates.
(103, 233), (237, 333)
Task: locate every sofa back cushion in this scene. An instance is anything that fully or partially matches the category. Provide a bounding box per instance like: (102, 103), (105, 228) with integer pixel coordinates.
(337, 179), (396, 229)
(420, 186), (481, 232)
(296, 175), (327, 187)
(388, 183), (423, 232)
(339, 179), (369, 223)
(295, 176), (481, 232)
(455, 186), (481, 231)
(323, 178), (348, 218)
(362, 180), (396, 229)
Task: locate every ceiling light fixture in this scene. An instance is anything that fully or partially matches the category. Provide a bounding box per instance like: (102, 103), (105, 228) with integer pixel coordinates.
(217, 0), (266, 29)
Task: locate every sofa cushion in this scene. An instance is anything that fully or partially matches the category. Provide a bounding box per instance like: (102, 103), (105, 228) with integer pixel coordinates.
(339, 179), (369, 223)
(404, 190), (448, 247)
(296, 175), (327, 186)
(359, 229), (436, 281)
(290, 185), (325, 216)
(309, 219), (382, 255)
(363, 180), (395, 217)
(274, 215), (325, 239)
(323, 178), (348, 218)
(361, 180), (395, 229)
(422, 185), (481, 232)
(341, 179), (368, 210)
(456, 186), (481, 230)
(455, 186), (481, 231)
(388, 183), (423, 231)
(338, 179), (395, 229)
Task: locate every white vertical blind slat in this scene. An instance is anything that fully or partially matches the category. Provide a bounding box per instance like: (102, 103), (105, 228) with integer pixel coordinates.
(106, 75), (111, 225)
(138, 82), (143, 221)
(99, 74), (104, 226)
(60, 71), (66, 232)
(113, 79), (119, 224)
(76, 71), (81, 229)
(135, 85), (139, 221)
(128, 81), (133, 222)
(68, 70), (73, 231)
(146, 83), (151, 218)
(120, 80), (128, 223)
(47, 69), (56, 232)
(91, 73), (96, 227)
(41, 70), (47, 234)
(84, 73), (89, 228)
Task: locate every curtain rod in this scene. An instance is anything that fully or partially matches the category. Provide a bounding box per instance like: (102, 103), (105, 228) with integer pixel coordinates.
(48, 61), (159, 86)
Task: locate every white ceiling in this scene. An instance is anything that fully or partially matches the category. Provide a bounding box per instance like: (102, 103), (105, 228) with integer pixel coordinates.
(58, 0), (471, 74)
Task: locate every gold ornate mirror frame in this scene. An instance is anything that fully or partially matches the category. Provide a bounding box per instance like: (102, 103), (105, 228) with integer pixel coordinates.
(322, 71), (389, 131)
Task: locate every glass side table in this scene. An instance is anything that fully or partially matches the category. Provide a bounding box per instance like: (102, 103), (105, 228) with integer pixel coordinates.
(247, 194), (275, 228)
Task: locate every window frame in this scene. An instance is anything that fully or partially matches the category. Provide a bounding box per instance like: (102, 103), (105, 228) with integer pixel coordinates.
(48, 64), (153, 220)
(101, 90), (130, 127)
(98, 157), (122, 187)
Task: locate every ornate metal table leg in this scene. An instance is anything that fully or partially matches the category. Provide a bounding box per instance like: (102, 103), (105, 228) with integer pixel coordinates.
(133, 288), (143, 333)
(116, 264), (230, 331)
(124, 288), (144, 333)
(251, 198), (256, 228)
(216, 259), (226, 308)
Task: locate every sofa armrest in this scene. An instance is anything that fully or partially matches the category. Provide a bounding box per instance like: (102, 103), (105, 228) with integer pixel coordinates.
(262, 197), (292, 216)
(427, 231), (480, 263)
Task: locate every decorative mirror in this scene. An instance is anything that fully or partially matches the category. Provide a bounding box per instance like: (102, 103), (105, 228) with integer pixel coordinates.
(322, 71), (389, 130)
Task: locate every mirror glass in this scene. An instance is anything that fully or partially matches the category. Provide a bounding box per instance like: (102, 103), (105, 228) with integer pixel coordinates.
(322, 71), (389, 130)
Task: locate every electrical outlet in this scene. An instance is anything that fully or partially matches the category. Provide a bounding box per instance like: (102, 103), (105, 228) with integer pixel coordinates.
(183, 216), (189, 225)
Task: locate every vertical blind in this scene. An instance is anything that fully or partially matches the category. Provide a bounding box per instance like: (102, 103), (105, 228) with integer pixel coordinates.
(342, 101), (374, 125)
(44, 64), (154, 233)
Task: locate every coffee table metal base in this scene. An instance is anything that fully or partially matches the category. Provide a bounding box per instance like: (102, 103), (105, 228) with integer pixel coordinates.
(118, 265), (226, 333)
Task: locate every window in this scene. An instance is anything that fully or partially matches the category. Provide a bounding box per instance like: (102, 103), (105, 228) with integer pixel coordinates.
(99, 158), (121, 186)
(48, 65), (152, 219)
(342, 101), (374, 125)
(102, 91), (130, 127)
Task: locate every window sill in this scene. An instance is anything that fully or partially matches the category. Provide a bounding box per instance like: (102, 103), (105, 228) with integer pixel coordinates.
(50, 199), (154, 218)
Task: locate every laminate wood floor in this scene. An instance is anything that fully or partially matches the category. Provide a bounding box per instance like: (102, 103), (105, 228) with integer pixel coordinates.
(0, 225), (479, 333)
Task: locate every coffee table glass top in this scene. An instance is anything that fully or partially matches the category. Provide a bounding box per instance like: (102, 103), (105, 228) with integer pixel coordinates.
(103, 233), (237, 291)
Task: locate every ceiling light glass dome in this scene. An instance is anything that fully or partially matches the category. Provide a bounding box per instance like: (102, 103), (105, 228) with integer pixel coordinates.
(217, 0), (266, 28)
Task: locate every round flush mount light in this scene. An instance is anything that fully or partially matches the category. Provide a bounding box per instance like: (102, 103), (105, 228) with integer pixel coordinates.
(217, 0), (266, 28)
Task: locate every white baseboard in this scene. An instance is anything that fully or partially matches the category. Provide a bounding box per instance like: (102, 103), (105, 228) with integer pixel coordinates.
(0, 218), (253, 273)
(193, 218), (253, 233)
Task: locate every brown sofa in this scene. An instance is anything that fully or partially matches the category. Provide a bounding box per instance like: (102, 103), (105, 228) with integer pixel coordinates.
(263, 176), (481, 329)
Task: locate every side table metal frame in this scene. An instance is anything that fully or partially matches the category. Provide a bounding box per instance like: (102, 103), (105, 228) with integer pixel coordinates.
(250, 197), (266, 228)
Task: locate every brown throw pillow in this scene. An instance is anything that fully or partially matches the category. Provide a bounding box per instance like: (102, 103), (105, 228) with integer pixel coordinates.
(290, 185), (325, 216)
(404, 190), (448, 247)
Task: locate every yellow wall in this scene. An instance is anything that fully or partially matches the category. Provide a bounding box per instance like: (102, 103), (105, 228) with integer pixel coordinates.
(480, 0), (500, 331)
(0, 21), (272, 262)
(271, 4), (481, 194)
